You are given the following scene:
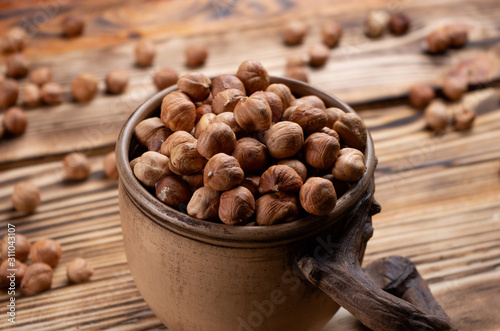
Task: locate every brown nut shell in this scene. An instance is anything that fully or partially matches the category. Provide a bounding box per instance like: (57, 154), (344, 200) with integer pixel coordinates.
(445, 25), (468, 48)
(153, 67), (179, 91)
(324, 107), (344, 127)
(320, 127), (340, 141)
(251, 91), (283, 123)
(234, 96), (272, 132)
(133, 151), (171, 187)
(203, 153), (244, 191)
(11, 181), (40, 213)
(424, 100), (449, 131)
(161, 131), (196, 157)
(219, 186), (256, 225)
(21, 263), (53, 296)
(29, 67), (52, 86)
(187, 187), (220, 220)
(197, 122), (236, 159)
(322, 21), (343, 47)
(291, 95), (326, 110)
(0, 78), (19, 108)
(409, 84), (435, 108)
(241, 176), (261, 199)
(283, 21), (307, 45)
(182, 172), (204, 193)
(134, 117), (172, 151)
(211, 74), (246, 97)
(288, 103), (328, 135)
(3, 107), (27, 135)
(40, 82), (63, 105)
(30, 239), (62, 267)
(195, 113), (217, 138)
(276, 159), (308, 182)
(236, 60), (270, 95)
(213, 112), (243, 135)
(266, 83), (295, 110)
(389, 13), (410, 35)
(264, 121), (304, 159)
(442, 73), (468, 101)
(169, 142), (206, 175)
(196, 104), (213, 123)
(103, 152), (119, 179)
(155, 176), (191, 209)
(308, 44), (330, 67)
(63, 152), (91, 181)
(135, 39), (156, 67)
(333, 113), (367, 150)
(304, 132), (340, 170)
(177, 72), (211, 102)
(259, 165), (303, 194)
(286, 66), (308, 83)
(255, 192), (299, 226)
(453, 105), (476, 131)
(231, 137), (268, 174)
(332, 148), (367, 182)
(161, 97), (196, 132)
(365, 10), (389, 38)
(0, 260), (27, 286)
(212, 88), (245, 114)
(62, 15), (85, 37)
(1, 233), (31, 262)
(427, 29), (451, 53)
(66, 257), (94, 283)
(22, 83), (41, 107)
(6, 53), (30, 78)
(71, 73), (98, 102)
(299, 177), (337, 216)
(106, 69), (129, 94)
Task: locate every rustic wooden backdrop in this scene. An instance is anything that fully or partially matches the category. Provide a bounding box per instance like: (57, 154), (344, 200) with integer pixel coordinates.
(0, 0), (499, 330)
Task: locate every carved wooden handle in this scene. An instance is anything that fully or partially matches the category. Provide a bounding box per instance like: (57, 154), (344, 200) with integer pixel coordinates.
(296, 182), (455, 331)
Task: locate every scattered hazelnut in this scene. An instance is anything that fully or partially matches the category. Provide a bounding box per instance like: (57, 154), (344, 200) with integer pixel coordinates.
(182, 172), (204, 192)
(161, 97), (196, 132)
(195, 112), (217, 138)
(299, 177), (337, 216)
(203, 153), (244, 191)
(219, 186), (256, 225)
(155, 175), (191, 208)
(134, 117), (172, 151)
(251, 91), (283, 123)
(71, 73), (98, 102)
(134, 151), (171, 187)
(196, 104), (213, 123)
(22, 83), (41, 107)
(283, 21), (307, 45)
(153, 68), (179, 91)
(442, 73), (468, 101)
(259, 165), (303, 194)
(21, 263), (53, 296)
(324, 107), (344, 127)
(1, 27), (27, 53)
(255, 192), (299, 226)
(187, 187), (219, 220)
(66, 257), (93, 283)
(266, 83), (295, 110)
(453, 105), (476, 131)
(427, 29), (451, 53)
(103, 152), (118, 179)
(30, 239), (62, 267)
(105, 69), (129, 94)
(445, 25), (468, 48)
(40, 82), (63, 105)
(304, 132), (340, 170)
(62, 15), (85, 37)
(320, 127), (340, 141)
(333, 113), (368, 150)
(332, 148), (367, 182)
(308, 44), (330, 67)
(177, 72), (211, 102)
(11, 181), (40, 213)
(424, 100), (449, 131)
(234, 96), (272, 132)
(6, 52), (30, 78)
(264, 121), (304, 159)
(365, 10), (389, 38)
(169, 142), (206, 175)
(241, 176), (261, 198)
(0, 78), (19, 108)
(161, 131), (196, 157)
(286, 53), (307, 69)
(64, 152), (91, 181)
(212, 88), (245, 114)
(286, 66), (308, 83)
(29, 67), (52, 86)
(276, 159), (308, 182)
(389, 13), (410, 35)
(211, 74), (246, 97)
(135, 39), (156, 67)
(291, 95), (326, 110)
(236, 60), (270, 95)
(1, 233), (31, 261)
(322, 21), (343, 48)
(3, 107), (28, 135)
(185, 45), (208, 68)
(409, 83), (435, 108)
(0, 260), (27, 286)
(231, 137), (268, 174)
(197, 122), (237, 159)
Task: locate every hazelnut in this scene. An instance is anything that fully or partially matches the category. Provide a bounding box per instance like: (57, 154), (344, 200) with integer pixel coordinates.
(299, 177), (337, 216)
(308, 44), (330, 67)
(197, 122), (236, 159)
(161, 97), (196, 132)
(187, 187), (219, 220)
(29, 67), (52, 86)
(324, 107), (344, 127)
(203, 153), (244, 191)
(251, 91), (283, 123)
(6, 53), (30, 78)
(389, 13), (410, 35)
(276, 159), (308, 182)
(21, 262), (53, 296)
(241, 176), (261, 198)
(286, 66), (308, 83)
(161, 131), (196, 157)
(322, 21), (343, 48)
(196, 104), (213, 123)
(185, 45), (208, 68)
(63, 152), (91, 181)
(320, 127), (340, 141)
(62, 15), (85, 37)
(236, 60), (270, 95)
(103, 152), (118, 179)
(365, 10), (389, 38)
(199, 93), (213, 106)
(255, 192), (299, 226)
(134, 117), (172, 151)
(286, 53), (307, 69)
(0, 78), (19, 108)
(105, 69), (129, 94)
(445, 25), (468, 48)
(409, 84), (435, 108)
(291, 95), (326, 110)
(304, 132), (340, 170)
(163, 90), (191, 104)
(1, 233), (31, 261)
(259, 165), (303, 194)
(130, 157), (140, 171)
(234, 96), (272, 132)
(153, 68), (179, 91)
(22, 83), (41, 107)
(427, 29), (451, 53)
(1, 27), (27, 53)
(3, 107), (28, 135)
(288, 103), (328, 135)
(177, 72), (211, 102)
(453, 105), (476, 131)
(30, 239), (62, 267)
(155, 175), (191, 209)
(442, 73), (468, 101)
(195, 113), (217, 138)
(169, 142), (206, 175)
(332, 148), (367, 182)
(11, 181), (40, 213)
(0, 260), (27, 286)
(425, 100), (449, 131)
(66, 257), (93, 283)
(264, 121), (304, 159)
(134, 151), (171, 187)
(135, 39), (156, 67)
(40, 82), (63, 105)
(71, 73), (98, 102)
(212, 88), (245, 114)
(266, 83), (295, 110)
(333, 113), (367, 150)
(211, 74), (246, 97)
(182, 172), (204, 192)
(283, 21), (307, 45)
(231, 137), (268, 174)
(219, 186), (256, 225)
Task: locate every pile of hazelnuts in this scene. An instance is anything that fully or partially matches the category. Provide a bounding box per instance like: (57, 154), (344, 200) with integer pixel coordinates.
(131, 60), (368, 226)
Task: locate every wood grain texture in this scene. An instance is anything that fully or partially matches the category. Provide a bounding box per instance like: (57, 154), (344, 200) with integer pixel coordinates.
(0, 0), (500, 330)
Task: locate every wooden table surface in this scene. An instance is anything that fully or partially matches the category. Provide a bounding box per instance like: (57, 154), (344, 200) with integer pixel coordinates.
(1, 0), (499, 330)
